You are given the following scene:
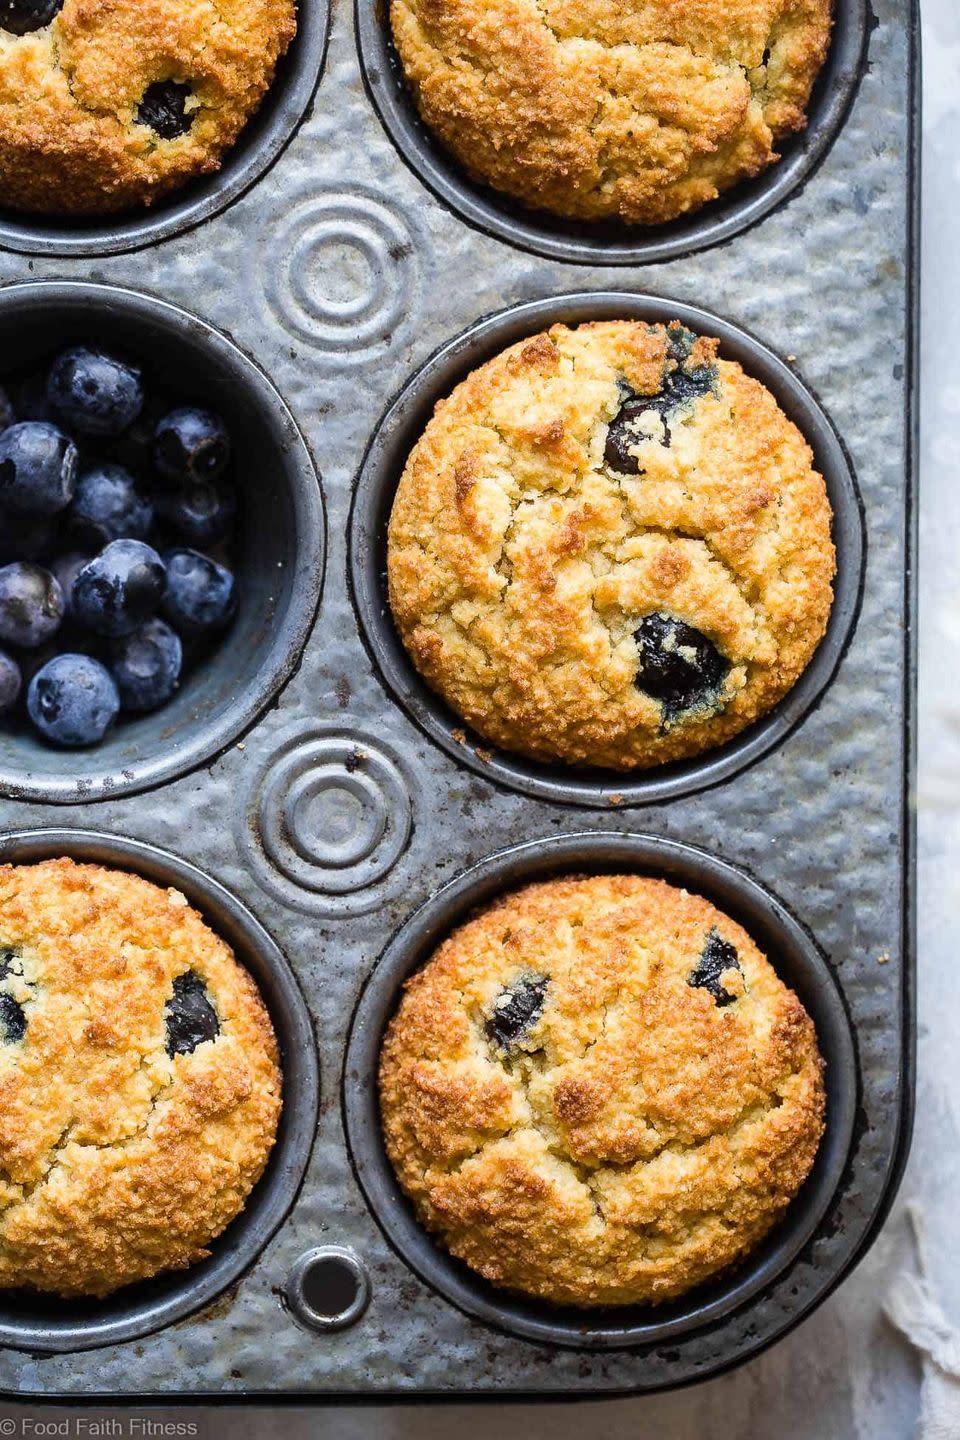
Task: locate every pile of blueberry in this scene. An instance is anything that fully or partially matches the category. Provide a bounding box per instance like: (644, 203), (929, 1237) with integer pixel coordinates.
(0, 346), (238, 749)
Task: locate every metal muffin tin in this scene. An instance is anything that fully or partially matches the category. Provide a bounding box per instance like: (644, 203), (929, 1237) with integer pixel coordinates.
(0, 0), (917, 1400)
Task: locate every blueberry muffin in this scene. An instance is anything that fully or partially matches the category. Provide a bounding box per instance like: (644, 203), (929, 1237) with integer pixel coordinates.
(380, 873), (826, 1307)
(391, 0), (832, 225)
(387, 320), (835, 771)
(0, 857), (281, 1297)
(0, 0), (296, 214)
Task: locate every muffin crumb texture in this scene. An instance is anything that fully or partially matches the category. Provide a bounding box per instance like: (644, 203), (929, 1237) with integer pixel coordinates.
(0, 0), (297, 214)
(387, 320), (836, 771)
(391, 0), (833, 224)
(0, 857), (281, 1297)
(380, 874), (826, 1307)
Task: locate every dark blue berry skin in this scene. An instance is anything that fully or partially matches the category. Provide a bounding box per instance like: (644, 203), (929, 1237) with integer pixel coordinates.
(110, 618), (182, 713)
(137, 81), (193, 140)
(49, 552), (90, 617)
(165, 971), (219, 1056)
(0, 649), (21, 714)
(72, 540), (166, 638)
(69, 464), (153, 548)
(162, 548), (236, 635)
(154, 479), (235, 547)
(688, 930), (742, 1008)
(27, 653), (119, 748)
(0, 562), (64, 649)
(46, 347), (144, 439)
(0, 421), (78, 517)
(486, 975), (549, 1049)
(634, 612), (729, 718)
(0, 0), (63, 35)
(0, 386), (12, 433)
(153, 407), (231, 485)
(0, 511), (56, 564)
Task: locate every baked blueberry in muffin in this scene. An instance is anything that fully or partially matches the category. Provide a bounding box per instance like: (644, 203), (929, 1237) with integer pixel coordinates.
(390, 0), (833, 225)
(0, 858), (281, 1297)
(0, 0), (297, 214)
(379, 873), (826, 1307)
(387, 319), (836, 771)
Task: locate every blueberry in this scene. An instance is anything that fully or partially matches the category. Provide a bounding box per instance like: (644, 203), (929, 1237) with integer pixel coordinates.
(137, 81), (193, 140)
(111, 618), (182, 713)
(0, 562), (64, 649)
(0, 0), (63, 34)
(0, 386), (12, 433)
(0, 511), (56, 564)
(0, 421), (78, 517)
(69, 464), (153, 547)
(165, 971), (219, 1057)
(605, 340), (719, 473)
(72, 540), (166, 638)
(634, 612), (729, 717)
(604, 395), (655, 476)
(0, 992), (26, 1043)
(162, 548), (236, 635)
(0, 648), (21, 714)
(46, 346), (144, 439)
(688, 929), (742, 1008)
(154, 407), (231, 485)
(27, 653), (120, 747)
(486, 974), (549, 1049)
(154, 480), (235, 547)
(49, 551), (91, 616)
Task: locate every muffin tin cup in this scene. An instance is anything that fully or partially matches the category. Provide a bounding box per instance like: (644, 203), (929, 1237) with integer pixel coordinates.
(0, 280), (326, 806)
(0, 0), (331, 258)
(348, 291), (865, 809)
(0, 827), (320, 1355)
(355, 0), (868, 266)
(343, 830), (857, 1351)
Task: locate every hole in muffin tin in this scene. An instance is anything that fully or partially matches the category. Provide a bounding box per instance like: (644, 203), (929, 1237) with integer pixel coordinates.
(0, 0), (330, 257)
(285, 1247), (371, 1333)
(348, 291), (865, 809)
(343, 830), (857, 1351)
(356, 0), (868, 266)
(0, 280), (325, 805)
(0, 828), (320, 1355)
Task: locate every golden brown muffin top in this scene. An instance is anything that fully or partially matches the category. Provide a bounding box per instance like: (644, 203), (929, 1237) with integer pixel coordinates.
(0, 0), (296, 214)
(387, 320), (836, 771)
(0, 857), (281, 1297)
(391, 0), (832, 224)
(380, 873), (826, 1307)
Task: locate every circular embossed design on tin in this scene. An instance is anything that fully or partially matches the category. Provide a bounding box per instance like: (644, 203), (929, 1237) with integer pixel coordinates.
(262, 190), (418, 358)
(242, 726), (414, 912)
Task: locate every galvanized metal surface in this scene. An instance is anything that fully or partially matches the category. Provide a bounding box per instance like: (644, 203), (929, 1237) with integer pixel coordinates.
(0, 0), (915, 1398)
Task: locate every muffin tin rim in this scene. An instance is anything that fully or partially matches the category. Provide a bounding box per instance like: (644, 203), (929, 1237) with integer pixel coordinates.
(348, 289), (866, 809)
(342, 828), (859, 1352)
(0, 0), (332, 259)
(0, 825), (321, 1355)
(355, 0), (869, 267)
(0, 278), (327, 807)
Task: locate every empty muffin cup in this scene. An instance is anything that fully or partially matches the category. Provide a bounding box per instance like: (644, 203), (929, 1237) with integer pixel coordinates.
(0, 281), (325, 804)
(343, 830), (857, 1350)
(0, 827), (320, 1354)
(356, 0), (868, 265)
(348, 291), (864, 808)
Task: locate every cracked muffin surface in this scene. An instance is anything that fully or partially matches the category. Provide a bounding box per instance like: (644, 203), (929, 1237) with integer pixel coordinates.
(0, 857), (281, 1297)
(391, 0), (832, 225)
(387, 319), (836, 771)
(0, 0), (296, 215)
(379, 873), (826, 1307)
